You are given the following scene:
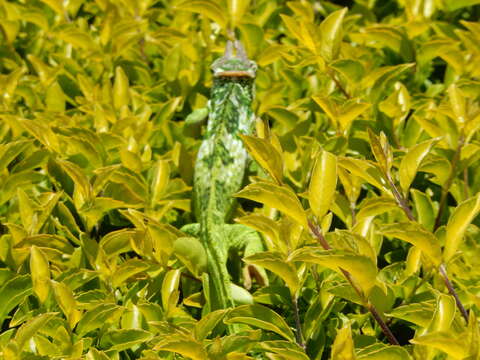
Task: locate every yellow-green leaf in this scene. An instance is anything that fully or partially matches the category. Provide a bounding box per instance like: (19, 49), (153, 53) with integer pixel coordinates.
(308, 150), (337, 220)
(410, 332), (469, 359)
(225, 304), (295, 341)
(319, 7), (348, 62)
(331, 324), (356, 360)
(399, 138), (439, 194)
(380, 222), (441, 265)
(235, 182), (307, 227)
(15, 313), (56, 350)
(240, 135), (283, 184)
(30, 246), (50, 303)
(162, 269), (181, 312)
(244, 251), (299, 294)
(151, 159), (170, 206)
(51, 280), (82, 328)
(448, 83), (466, 125)
(289, 248), (377, 295)
(176, 0), (227, 29)
(113, 66), (130, 110)
(444, 192), (480, 262)
(228, 0), (251, 28)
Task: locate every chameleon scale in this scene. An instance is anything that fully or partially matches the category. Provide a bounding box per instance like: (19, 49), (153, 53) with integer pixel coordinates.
(193, 41), (257, 312)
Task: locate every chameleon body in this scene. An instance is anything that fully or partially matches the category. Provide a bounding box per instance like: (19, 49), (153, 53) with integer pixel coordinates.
(193, 41), (257, 311)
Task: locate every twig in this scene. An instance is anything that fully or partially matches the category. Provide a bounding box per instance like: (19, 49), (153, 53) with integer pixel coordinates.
(439, 264), (469, 322)
(384, 166), (469, 324)
(308, 221), (400, 345)
(292, 296), (306, 350)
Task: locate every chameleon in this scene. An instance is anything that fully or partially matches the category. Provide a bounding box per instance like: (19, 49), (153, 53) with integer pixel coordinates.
(182, 40), (266, 315)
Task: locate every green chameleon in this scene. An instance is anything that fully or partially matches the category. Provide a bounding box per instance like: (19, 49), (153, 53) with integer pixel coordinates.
(181, 40), (266, 316)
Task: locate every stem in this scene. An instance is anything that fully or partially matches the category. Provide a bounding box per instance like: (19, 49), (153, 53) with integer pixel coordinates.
(439, 264), (469, 323)
(386, 174), (415, 221)
(292, 296), (305, 350)
(434, 134), (465, 230)
(327, 69), (351, 99)
(308, 221), (400, 345)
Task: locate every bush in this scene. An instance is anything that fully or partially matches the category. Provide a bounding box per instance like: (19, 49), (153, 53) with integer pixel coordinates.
(1, 0), (480, 359)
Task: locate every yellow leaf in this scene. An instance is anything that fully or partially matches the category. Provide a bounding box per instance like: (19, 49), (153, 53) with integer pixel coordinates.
(240, 135), (283, 184)
(113, 66), (130, 110)
(319, 7), (348, 62)
(331, 324), (356, 360)
(444, 192), (480, 262)
(235, 182), (307, 228)
(399, 138), (439, 194)
(309, 150), (337, 220)
(289, 248), (377, 295)
(176, 0), (227, 29)
(30, 246), (50, 303)
(380, 222), (441, 265)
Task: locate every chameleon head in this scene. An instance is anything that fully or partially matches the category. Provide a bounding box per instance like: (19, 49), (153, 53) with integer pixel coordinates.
(211, 40), (257, 78)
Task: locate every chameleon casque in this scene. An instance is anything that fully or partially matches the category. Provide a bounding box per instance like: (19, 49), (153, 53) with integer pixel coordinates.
(183, 40), (265, 316)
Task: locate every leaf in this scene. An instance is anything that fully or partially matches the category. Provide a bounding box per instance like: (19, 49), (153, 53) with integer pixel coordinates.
(410, 332), (469, 359)
(319, 8), (348, 62)
(331, 324), (356, 360)
(15, 313), (56, 350)
(30, 246), (50, 303)
(289, 248), (377, 295)
(308, 150), (337, 220)
(194, 309), (229, 341)
(51, 281), (82, 328)
(386, 302), (434, 327)
(151, 159), (170, 206)
(111, 259), (150, 288)
(173, 237), (207, 277)
(162, 269), (181, 312)
(75, 304), (124, 336)
(338, 101), (371, 129)
(338, 157), (388, 192)
(444, 192), (480, 262)
(0, 275), (33, 324)
(235, 182), (307, 228)
(367, 129), (391, 175)
(113, 66), (130, 110)
(244, 251), (299, 294)
(176, 0), (227, 29)
(225, 304), (295, 341)
(100, 329), (153, 351)
(154, 334), (208, 360)
(228, 0), (251, 28)
(357, 345), (412, 360)
(399, 138), (439, 194)
(240, 135), (283, 184)
(379, 222), (441, 265)
(428, 294), (456, 332)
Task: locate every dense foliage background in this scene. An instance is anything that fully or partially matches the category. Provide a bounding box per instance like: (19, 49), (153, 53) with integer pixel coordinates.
(1, 0), (480, 359)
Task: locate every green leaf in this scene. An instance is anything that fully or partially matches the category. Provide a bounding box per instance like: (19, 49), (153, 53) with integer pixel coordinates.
(173, 237), (207, 277)
(379, 222), (442, 265)
(331, 324), (356, 360)
(319, 8), (348, 62)
(30, 246), (50, 303)
(289, 248), (377, 295)
(368, 129), (392, 175)
(0, 275), (32, 324)
(308, 150), (337, 220)
(240, 135), (283, 184)
(194, 309), (229, 341)
(399, 138), (439, 194)
(244, 251), (299, 294)
(15, 312), (56, 350)
(235, 182), (307, 228)
(444, 192), (480, 262)
(75, 303), (124, 336)
(162, 269), (181, 312)
(225, 304), (295, 341)
(111, 259), (150, 288)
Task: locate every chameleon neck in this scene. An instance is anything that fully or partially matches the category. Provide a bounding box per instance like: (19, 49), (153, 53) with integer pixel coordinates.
(194, 75), (255, 310)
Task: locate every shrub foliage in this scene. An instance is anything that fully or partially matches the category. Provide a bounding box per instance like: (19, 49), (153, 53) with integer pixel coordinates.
(1, 0), (480, 359)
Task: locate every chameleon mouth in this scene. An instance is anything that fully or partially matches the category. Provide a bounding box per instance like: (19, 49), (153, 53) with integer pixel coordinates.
(214, 71), (255, 78)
